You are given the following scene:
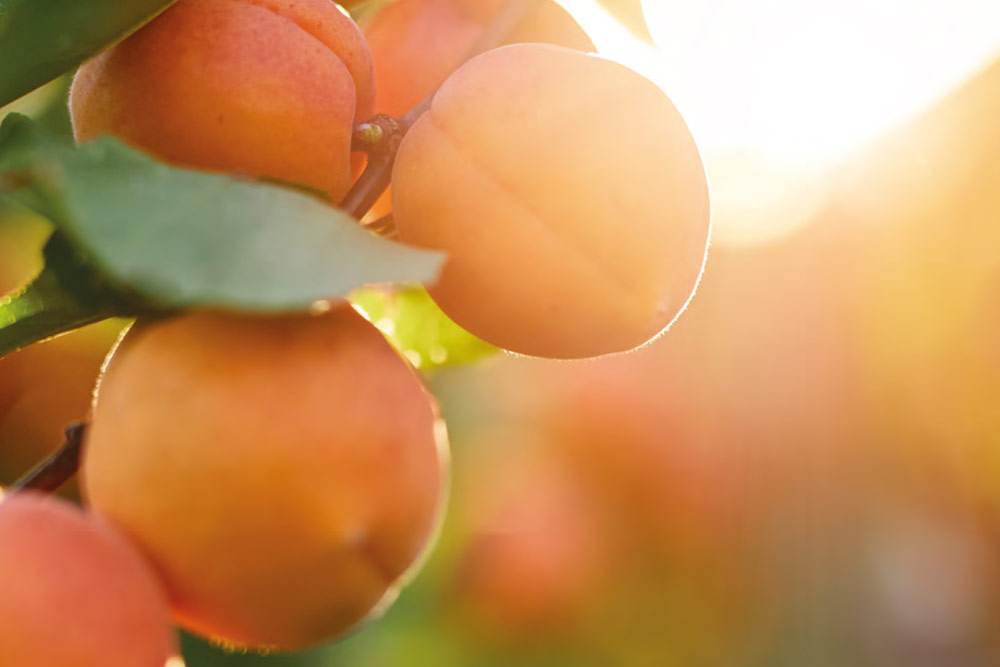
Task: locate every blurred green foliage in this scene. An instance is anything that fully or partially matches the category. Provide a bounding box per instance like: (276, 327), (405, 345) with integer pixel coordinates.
(0, 0), (176, 106)
(352, 287), (498, 373)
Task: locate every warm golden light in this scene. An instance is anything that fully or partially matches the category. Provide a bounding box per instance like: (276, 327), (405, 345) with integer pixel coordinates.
(561, 0), (1000, 246)
(641, 0), (1000, 162)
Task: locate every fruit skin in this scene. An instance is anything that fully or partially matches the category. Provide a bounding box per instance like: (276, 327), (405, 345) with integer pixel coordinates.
(83, 306), (448, 650)
(392, 44), (711, 359)
(0, 492), (177, 667)
(361, 0), (593, 220)
(0, 322), (122, 493)
(365, 0), (593, 118)
(70, 0), (375, 201)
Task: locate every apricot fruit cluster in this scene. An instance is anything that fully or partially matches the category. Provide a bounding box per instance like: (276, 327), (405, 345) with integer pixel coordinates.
(70, 0), (709, 361)
(4, 0), (711, 657)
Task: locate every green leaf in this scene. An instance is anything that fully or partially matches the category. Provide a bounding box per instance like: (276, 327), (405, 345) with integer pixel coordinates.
(0, 113), (444, 313)
(352, 287), (498, 372)
(0, 234), (120, 357)
(0, 0), (177, 107)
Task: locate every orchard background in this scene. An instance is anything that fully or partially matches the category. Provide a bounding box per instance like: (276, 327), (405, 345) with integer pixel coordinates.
(2, 0), (1000, 665)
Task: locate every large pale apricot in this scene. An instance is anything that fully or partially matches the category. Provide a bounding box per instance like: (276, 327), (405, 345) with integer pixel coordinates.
(392, 44), (711, 358)
(365, 0), (592, 118)
(0, 492), (177, 667)
(70, 0), (375, 201)
(82, 305), (448, 650)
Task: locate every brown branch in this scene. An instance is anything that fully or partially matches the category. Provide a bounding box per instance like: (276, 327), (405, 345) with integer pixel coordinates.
(11, 422), (87, 494)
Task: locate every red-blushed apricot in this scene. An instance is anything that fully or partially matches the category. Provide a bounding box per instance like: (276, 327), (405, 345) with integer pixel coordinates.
(70, 0), (375, 201)
(0, 492), (178, 667)
(364, 0), (593, 117)
(83, 305), (449, 650)
(392, 44), (711, 358)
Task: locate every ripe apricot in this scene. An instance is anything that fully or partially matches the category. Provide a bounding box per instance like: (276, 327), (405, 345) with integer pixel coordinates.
(364, 0), (593, 117)
(0, 322), (122, 493)
(392, 44), (711, 358)
(70, 0), (375, 201)
(0, 492), (177, 666)
(83, 305), (448, 650)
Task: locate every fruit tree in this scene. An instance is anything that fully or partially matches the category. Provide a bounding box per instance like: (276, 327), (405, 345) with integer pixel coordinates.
(0, 0), (710, 661)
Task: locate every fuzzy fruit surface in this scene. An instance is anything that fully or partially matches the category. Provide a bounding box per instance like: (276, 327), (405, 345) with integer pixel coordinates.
(365, 0), (593, 117)
(83, 306), (448, 650)
(70, 0), (375, 201)
(0, 492), (177, 667)
(0, 322), (121, 494)
(392, 44), (711, 359)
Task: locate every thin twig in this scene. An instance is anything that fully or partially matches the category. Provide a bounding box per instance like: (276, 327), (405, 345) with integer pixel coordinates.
(11, 422), (88, 494)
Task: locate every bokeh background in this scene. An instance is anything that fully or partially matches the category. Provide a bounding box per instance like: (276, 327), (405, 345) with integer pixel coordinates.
(3, 1), (1000, 665)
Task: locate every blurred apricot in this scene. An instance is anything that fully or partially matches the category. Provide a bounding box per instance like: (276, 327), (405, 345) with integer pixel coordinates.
(0, 322), (122, 490)
(0, 492), (176, 666)
(454, 449), (612, 638)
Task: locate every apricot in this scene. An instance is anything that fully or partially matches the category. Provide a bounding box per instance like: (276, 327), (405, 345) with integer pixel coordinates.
(83, 305), (448, 650)
(0, 322), (122, 493)
(455, 451), (611, 638)
(70, 0), (375, 201)
(0, 214), (123, 492)
(0, 492), (177, 666)
(392, 44), (711, 358)
(364, 0), (594, 117)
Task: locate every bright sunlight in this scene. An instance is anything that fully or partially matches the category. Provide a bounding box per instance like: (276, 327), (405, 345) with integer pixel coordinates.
(563, 0), (1000, 246)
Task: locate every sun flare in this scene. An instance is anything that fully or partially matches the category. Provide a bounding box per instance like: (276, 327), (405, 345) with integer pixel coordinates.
(642, 0), (1000, 163)
(560, 0), (1000, 246)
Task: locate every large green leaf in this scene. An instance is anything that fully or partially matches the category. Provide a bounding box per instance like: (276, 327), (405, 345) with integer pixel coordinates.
(0, 0), (177, 107)
(0, 113), (443, 312)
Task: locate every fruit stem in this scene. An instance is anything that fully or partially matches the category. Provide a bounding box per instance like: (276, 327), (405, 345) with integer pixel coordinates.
(10, 422), (87, 493)
(351, 114), (399, 154)
(339, 0), (532, 222)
